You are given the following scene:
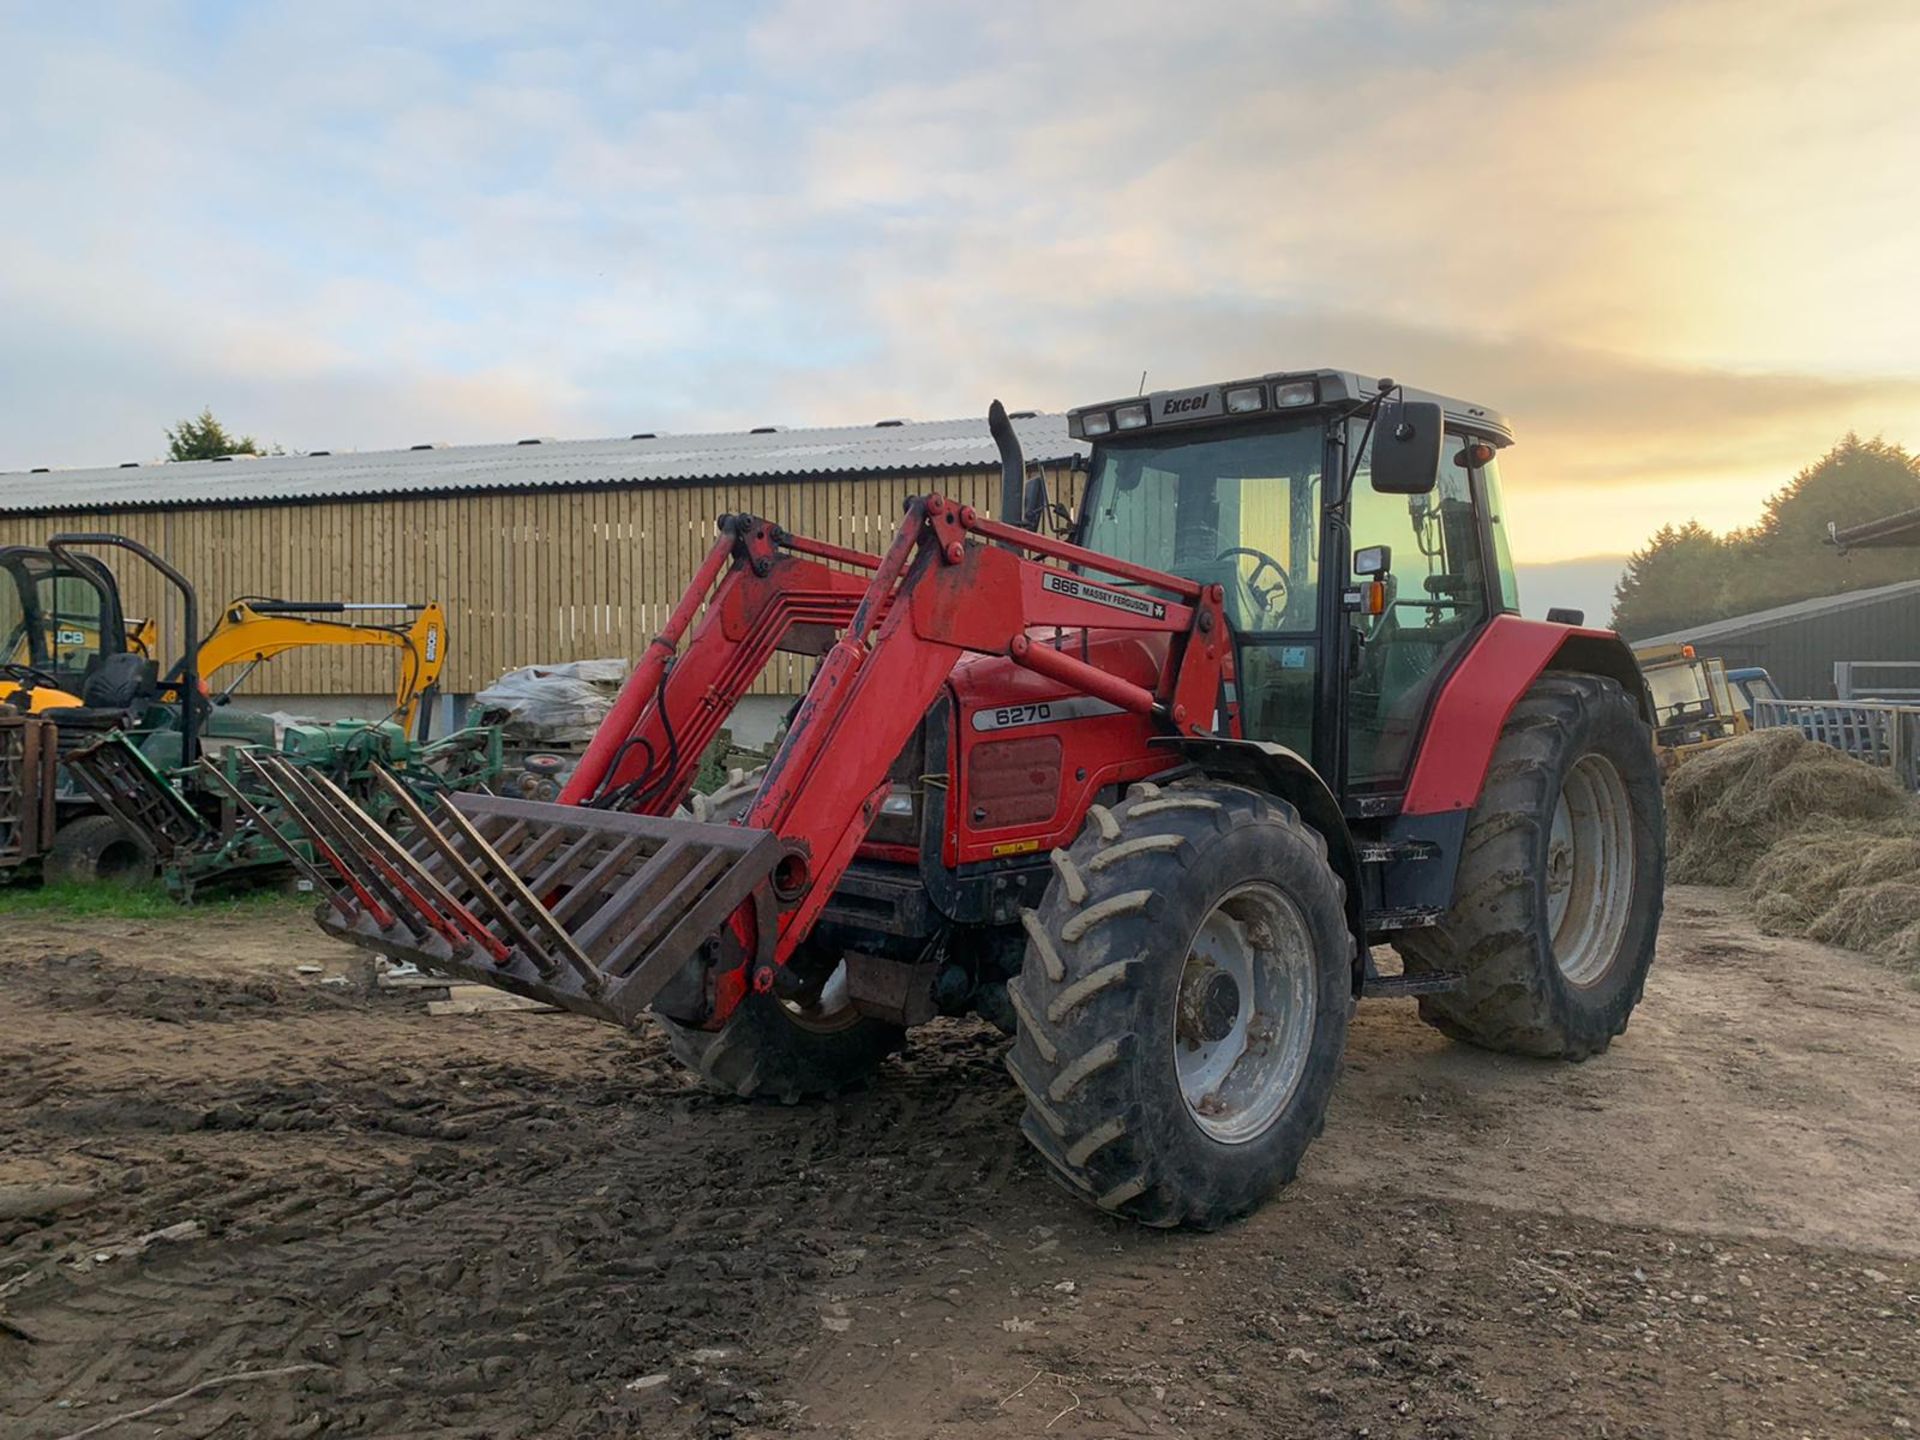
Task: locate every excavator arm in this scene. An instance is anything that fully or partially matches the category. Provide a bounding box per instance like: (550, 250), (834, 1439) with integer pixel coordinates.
(191, 602), (447, 736)
(265, 498), (1231, 1031)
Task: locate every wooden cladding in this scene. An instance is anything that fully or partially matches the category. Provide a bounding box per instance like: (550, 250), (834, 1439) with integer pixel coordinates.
(0, 467), (1079, 697)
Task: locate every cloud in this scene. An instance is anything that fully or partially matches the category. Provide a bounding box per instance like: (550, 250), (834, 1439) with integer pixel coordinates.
(0, 0), (1916, 569)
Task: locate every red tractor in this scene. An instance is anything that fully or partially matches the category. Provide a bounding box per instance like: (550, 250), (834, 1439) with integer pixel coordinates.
(265, 369), (1664, 1229)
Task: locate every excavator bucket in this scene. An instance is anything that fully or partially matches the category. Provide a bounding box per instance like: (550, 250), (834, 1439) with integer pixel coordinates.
(248, 752), (786, 1026)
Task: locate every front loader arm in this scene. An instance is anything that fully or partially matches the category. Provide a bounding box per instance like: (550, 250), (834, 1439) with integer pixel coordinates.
(270, 496), (1231, 1033)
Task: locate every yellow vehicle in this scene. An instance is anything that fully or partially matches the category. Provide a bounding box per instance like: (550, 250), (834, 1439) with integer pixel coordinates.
(193, 599), (447, 738)
(1, 534), (466, 887)
(1633, 642), (1749, 770)
(3, 546), (447, 736)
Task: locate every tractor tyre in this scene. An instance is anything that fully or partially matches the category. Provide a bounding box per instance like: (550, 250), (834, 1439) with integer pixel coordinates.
(1398, 673), (1664, 1059)
(662, 764), (905, 1102)
(659, 979), (905, 1104)
(1006, 780), (1352, 1229)
(46, 814), (154, 887)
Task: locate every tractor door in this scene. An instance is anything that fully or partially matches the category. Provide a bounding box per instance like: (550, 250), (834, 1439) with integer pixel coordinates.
(1343, 433), (1515, 788)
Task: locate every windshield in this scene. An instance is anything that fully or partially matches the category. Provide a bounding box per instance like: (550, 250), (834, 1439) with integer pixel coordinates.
(1, 552), (114, 682)
(1644, 661), (1713, 723)
(1079, 422), (1323, 633)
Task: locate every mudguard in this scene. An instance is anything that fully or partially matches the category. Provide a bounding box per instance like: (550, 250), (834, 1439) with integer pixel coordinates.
(1401, 616), (1650, 817)
(1157, 735), (1365, 975)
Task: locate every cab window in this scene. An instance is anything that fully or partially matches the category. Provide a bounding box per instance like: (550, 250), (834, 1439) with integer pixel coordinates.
(1478, 453), (1521, 613)
(1346, 433), (1493, 784)
(1078, 421), (1323, 635)
(37, 572), (111, 676)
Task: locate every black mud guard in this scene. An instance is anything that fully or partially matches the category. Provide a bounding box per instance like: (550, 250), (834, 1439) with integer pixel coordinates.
(1154, 736), (1366, 987)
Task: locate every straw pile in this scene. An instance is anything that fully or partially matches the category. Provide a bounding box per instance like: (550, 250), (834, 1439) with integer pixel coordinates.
(1665, 729), (1920, 968)
(1665, 728), (1908, 885)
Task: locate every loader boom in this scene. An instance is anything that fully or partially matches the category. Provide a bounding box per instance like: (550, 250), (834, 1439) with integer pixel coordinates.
(288, 496), (1230, 1029)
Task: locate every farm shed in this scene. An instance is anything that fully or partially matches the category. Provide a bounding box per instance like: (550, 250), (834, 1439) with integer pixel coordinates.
(1637, 578), (1920, 700)
(0, 415), (1086, 741)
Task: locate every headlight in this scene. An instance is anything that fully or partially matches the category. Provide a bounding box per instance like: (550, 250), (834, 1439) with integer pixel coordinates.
(1225, 384), (1265, 413)
(1080, 410), (1113, 436)
(1273, 379), (1316, 406)
(1114, 402), (1150, 430)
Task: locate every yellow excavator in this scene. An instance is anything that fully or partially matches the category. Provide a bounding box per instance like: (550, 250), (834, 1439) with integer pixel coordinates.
(2, 534), (488, 890)
(2, 546), (448, 735)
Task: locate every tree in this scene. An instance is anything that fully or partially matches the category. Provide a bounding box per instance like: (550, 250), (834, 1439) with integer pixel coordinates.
(1610, 521), (1732, 639)
(165, 408), (264, 462)
(1610, 433), (1920, 638)
(1722, 434), (1920, 613)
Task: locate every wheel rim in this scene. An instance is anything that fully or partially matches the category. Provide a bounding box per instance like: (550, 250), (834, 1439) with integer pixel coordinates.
(1546, 753), (1636, 987)
(779, 960), (861, 1034)
(1172, 881), (1318, 1146)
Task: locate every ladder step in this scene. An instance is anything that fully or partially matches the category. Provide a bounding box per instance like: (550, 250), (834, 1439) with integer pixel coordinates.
(1356, 839), (1441, 864)
(1361, 969), (1463, 999)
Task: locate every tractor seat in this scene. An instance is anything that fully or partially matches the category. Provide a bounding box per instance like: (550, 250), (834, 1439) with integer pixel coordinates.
(81, 652), (158, 710)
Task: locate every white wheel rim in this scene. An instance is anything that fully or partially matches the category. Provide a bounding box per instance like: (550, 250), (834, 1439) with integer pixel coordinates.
(1546, 753), (1636, 987)
(1172, 881), (1318, 1146)
(779, 960), (860, 1033)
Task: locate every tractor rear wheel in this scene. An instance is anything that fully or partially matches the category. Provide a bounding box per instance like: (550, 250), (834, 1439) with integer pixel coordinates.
(1398, 673), (1664, 1059)
(46, 814), (154, 887)
(1007, 781), (1352, 1229)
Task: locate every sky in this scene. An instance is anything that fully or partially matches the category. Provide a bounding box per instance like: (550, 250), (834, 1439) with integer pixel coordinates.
(3, 0), (1918, 620)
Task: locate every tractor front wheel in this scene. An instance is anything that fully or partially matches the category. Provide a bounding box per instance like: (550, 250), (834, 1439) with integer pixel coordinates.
(659, 963), (906, 1104)
(1007, 781), (1352, 1229)
(1398, 673), (1665, 1058)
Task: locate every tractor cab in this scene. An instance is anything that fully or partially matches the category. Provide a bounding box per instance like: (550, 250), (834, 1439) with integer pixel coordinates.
(1067, 370), (1521, 795)
(0, 544), (137, 714)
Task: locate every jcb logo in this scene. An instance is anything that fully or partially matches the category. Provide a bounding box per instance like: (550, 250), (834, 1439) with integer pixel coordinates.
(1163, 395), (1210, 415)
(424, 627), (440, 662)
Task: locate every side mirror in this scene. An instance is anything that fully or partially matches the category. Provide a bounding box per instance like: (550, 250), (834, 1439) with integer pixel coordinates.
(1020, 466), (1050, 532)
(1369, 400), (1443, 495)
(1353, 544), (1392, 577)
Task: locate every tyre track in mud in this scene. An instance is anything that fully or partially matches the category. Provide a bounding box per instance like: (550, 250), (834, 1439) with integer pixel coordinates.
(4, 898), (1920, 1438)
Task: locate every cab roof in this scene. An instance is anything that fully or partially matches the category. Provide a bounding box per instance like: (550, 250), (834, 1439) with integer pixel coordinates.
(1067, 368), (1514, 445)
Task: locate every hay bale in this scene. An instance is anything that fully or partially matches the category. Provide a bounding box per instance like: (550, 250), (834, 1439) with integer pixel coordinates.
(1805, 879), (1920, 957)
(1747, 827), (1920, 935)
(1667, 730), (1910, 885)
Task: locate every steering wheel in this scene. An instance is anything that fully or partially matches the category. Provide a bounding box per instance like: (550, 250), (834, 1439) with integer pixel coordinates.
(1, 660), (65, 691)
(1215, 547), (1290, 616)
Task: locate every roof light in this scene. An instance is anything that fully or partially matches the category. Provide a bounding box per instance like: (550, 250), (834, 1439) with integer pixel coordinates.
(1081, 410), (1113, 437)
(1273, 379), (1316, 407)
(874, 418), (906, 428)
(1009, 409), (1037, 419)
(1114, 402), (1150, 431)
(1225, 384), (1265, 414)
(309, 450), (331, 456)
(630, 432), (656, 441)
(119, 462), (139, 468)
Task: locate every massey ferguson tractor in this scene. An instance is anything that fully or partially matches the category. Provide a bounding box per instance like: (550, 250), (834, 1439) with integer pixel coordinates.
(265, 369), (1665, 1229)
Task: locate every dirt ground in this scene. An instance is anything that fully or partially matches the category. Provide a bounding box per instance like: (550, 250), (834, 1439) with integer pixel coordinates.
(2, 886), (1916, 1440)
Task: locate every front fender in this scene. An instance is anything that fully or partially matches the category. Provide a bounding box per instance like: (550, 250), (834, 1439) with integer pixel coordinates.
(1155, 736), (1365, 982)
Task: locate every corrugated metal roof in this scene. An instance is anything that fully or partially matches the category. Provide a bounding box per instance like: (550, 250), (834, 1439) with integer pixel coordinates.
(0, 413), (1083, 516)
(1636, 578), (1920, 646)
